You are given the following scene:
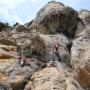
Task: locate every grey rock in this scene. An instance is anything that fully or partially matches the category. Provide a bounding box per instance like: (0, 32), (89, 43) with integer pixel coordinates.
(29, 1), (78, 37)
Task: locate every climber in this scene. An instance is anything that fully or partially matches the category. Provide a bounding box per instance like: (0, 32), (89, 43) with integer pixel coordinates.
(21, 55), (27, 67)
(53, 43), (61, 62)
(18, 54), (27, 67)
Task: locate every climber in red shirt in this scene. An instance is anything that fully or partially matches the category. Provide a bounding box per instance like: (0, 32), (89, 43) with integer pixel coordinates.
(17, 54), (27, 67)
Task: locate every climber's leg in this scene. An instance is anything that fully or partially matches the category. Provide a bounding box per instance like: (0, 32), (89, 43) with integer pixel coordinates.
(55, 53), (61, 62)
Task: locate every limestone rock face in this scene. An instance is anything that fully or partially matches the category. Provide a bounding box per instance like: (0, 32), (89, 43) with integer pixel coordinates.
(24, 67), (83, 90)
(71, 10), (90, 89)
(0, 45), (17, 59)
(0, 1), (90, 90)
(0, 56), (45, 90)
(0, 26), (46, 90)
(29, 1), (78, 37)
(0, 31), (16, 46)
(30, 32), (70, 63)
(11, 25), (32, 57)
(71, 31), (90, 89)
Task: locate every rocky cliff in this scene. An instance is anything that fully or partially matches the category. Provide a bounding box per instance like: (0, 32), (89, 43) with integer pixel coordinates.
(0, 1), (90, 90)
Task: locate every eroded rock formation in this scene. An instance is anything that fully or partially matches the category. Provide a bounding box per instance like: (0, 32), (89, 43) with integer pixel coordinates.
(28, 1), (78, 37)
(0, 1), (90, 90)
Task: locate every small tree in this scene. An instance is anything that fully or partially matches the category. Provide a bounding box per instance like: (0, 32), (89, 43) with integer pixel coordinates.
(0, 22), (10, 31)
(13, 22), (19, 27)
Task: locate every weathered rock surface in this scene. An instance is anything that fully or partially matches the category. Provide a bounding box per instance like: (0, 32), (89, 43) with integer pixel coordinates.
(11, 24), (32, 57)
(0, 31), (16, 46)
(29, 1), (78, 37)
(71, 10), (90, 89)
(0, 1), (90, 90)
(30, 32), (71, 63)
(0, 24), (46, 90)
(24, 67), (83, 90)
(0, 57), (46, 90)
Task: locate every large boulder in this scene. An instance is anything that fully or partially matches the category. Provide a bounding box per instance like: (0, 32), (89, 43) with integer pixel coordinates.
(24, 67), (83, 90)
(71, 28), (90, 89)
(71, 10), (90, 89)
(29, 1), (78, 37)
(30, 32), (71, 64)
